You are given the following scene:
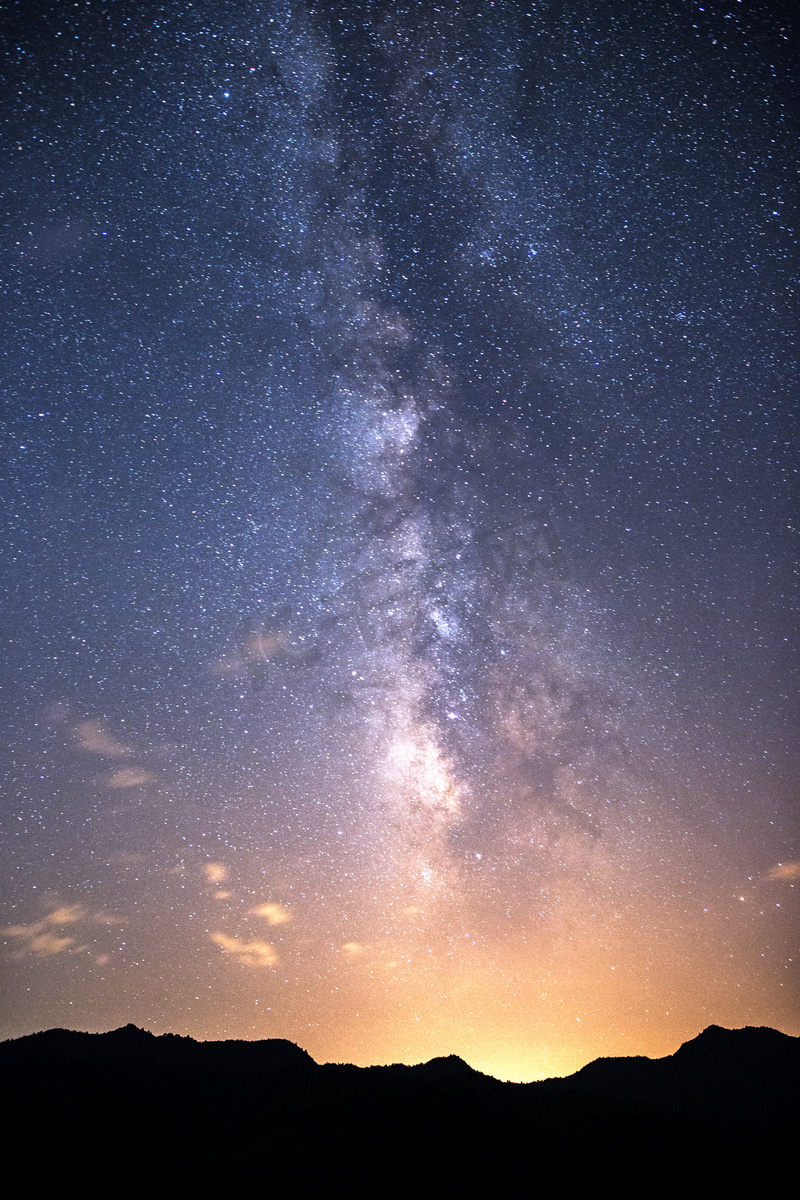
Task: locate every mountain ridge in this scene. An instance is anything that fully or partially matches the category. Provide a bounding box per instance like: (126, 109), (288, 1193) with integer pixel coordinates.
(2, 1017), (794, 1077)
(2, 1022), (796, 1193)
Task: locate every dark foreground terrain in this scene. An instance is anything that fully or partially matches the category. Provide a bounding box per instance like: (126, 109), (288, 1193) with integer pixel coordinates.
(2, 1023), (796, 1195)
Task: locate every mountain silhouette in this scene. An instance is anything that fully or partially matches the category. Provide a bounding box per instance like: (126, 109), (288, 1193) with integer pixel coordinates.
(2, 1024), (795, 1194)
(538, 1023), (797, 1142)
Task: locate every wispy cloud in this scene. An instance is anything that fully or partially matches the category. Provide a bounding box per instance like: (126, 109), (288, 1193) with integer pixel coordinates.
(251, 902), (291, 925)
(209, 631), (286, 678)
(3, 904), (88, 957)
(107, 767), (155, 789)
(765, 861), (800, 881)
(204, 863), (227, 884)
(210, 932), (278, 967)
(342, 941), (365, 957)
(74, 721), (131, 758)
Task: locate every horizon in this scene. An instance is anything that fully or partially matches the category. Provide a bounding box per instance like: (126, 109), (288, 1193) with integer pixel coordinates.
(2, 0), (797, 1082)
(6, 1018), (794, 1084)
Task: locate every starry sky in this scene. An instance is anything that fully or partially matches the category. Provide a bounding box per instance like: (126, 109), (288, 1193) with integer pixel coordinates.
(2, 0), (797, 1079)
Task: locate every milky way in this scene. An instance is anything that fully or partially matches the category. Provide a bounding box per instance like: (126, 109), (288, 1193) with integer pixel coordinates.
(2, 0), (797, 1077)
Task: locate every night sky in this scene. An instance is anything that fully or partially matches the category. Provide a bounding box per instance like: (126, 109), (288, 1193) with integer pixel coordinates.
(2, 0), (797, 1079)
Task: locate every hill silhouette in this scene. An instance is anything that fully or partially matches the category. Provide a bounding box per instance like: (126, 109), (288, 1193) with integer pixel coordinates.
(2, 1024), (796, 1194)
